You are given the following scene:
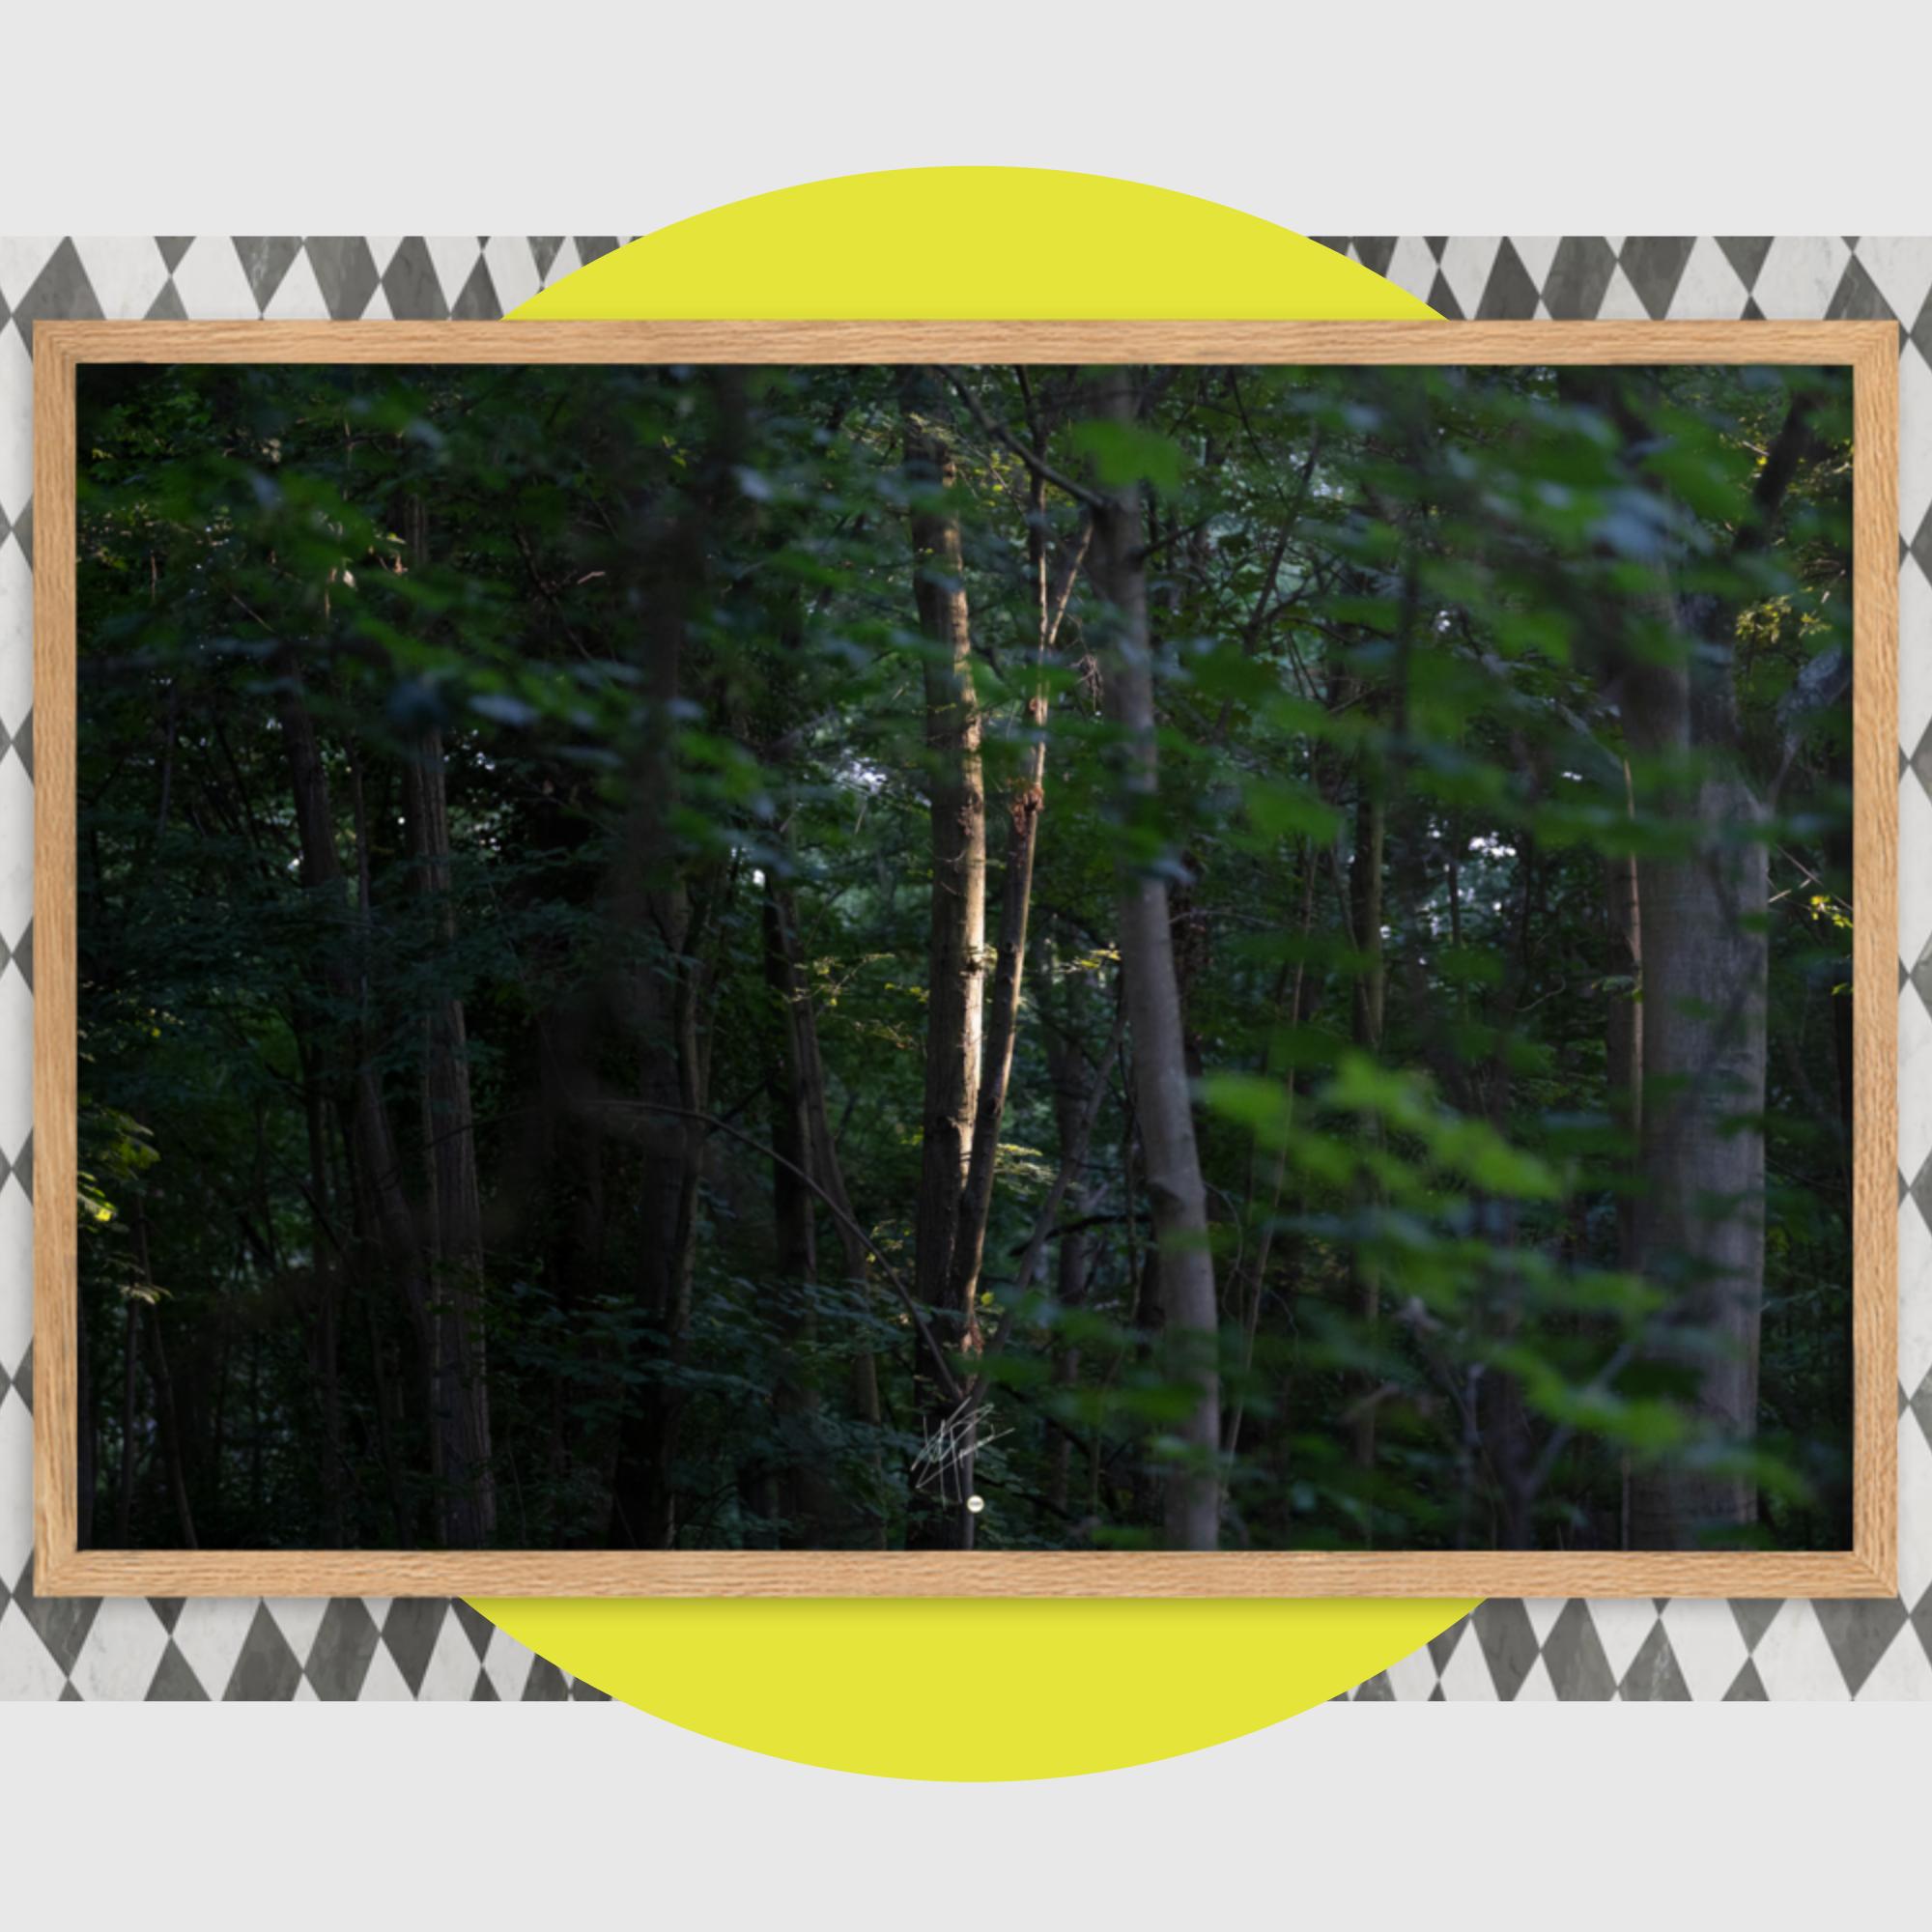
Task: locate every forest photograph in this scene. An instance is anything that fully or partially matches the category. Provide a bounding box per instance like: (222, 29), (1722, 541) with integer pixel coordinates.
(70, 352), (1857, 1558)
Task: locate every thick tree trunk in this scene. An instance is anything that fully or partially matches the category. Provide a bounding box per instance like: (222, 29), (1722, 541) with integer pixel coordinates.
(904, 411), (987, 1548)
(607, 372), (746, 1549)
(1569, 373), (1807, 1547)
(1086, 369), (1221, 1550)
(1624, 646), (1768, 1546)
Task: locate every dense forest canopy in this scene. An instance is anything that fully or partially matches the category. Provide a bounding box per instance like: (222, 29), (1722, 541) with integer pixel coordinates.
(73, 356), (1855, 1554)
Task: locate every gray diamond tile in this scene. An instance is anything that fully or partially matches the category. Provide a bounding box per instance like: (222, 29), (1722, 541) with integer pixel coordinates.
(12, 238), (102, 345)
(147, 1639), (209, 1699)
(381, 238), (449, 322)
(1716, 238), (1774, 291)
(1543, 236), (1618, 320)
(1425, 272), (1463, 321)
(305, 1597), (382, 1700)
(450, 1598), (496, 1659)
(304, 238), (381, 321)
(15, 1563), (99, 1676)
(1470, 1597), (1541, 1698)
(381, 1597), (446, 1696)
(1812, 1597), (1910, 1695)
(524, 1657), (569, 1701)
(1427, 1617), (1469, 1671)
(1618, 1621), (1691, 1699)
(1723, 1659), (1769, 1699)
(232, 238), (301, 311)
(224, 1605), (304, 1700)
(1730, 1598), (1784, 1651)
(1540, 1600), (1617, 1699)
(1826, 255), (1896, 325)
(1620, 238), (1696, 320)
(450, 261), (502, 322)
(1475, 240), (1540, 320)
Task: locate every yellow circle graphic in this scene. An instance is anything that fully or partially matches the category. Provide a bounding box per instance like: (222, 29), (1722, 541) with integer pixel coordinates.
(480, 167), (1471, 1779)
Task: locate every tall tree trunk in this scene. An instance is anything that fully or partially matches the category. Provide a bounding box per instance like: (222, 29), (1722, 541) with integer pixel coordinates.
(760, 878), (849, 1545)
(298, 1031), (348, 1548)
(1622, 644), (1768, 1548)
(398, 495), (496, 1546)
(903, 407), (987, 1548)
(1085, 369), (1221, 1550)
(1566, 373), (1815, 1546)
(402, 724), (496, 1546)
(1344, 744), (1387, 1473)
(1038, 957), (1100, 1517)
(947, 497), (1089, 1319)
(608, 369), (747, 1548)
(274, 665), (440, 1521)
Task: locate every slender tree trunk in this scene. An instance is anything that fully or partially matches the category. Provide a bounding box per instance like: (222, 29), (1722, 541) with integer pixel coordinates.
(1038, 960), (1099, 1516)
(1605, 768), (1644, 1276)
(947, 498), (1089, 1318)
(114, 1288), (139, 1543)
(764, 880), (889, 1546)
(301, 1049), (347, 1548)
(402, 728), (496, 1547)
(75, 1276), (95, 1547)
(904, 407), (987, 1548)
(397, 495), (496, 1547)
(1350, 754), (1388, 1471)
(274, 665), (440, 1526)
(760, 879), (849, 1544)
(130, 1206), (196, 1548)
(1086, 369), (1221, 1550)
(1224, 840), (1321, 1460)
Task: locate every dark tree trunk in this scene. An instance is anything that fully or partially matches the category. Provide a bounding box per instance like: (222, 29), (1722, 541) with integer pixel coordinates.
(763, 879), (888, 1546)
(608, 370), (747, 1549)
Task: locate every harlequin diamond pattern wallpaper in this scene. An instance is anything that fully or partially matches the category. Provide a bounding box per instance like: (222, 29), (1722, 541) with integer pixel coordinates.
(0, 234), (1924, 1700)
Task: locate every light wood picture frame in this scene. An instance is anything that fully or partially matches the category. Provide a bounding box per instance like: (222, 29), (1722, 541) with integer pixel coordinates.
(32, 318), (1899, 1598)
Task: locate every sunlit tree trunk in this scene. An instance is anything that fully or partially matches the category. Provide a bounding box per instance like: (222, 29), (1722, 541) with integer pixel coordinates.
(948, 494), (1089, 1319)
(903, 410), (987, 1548)
(1086, 368), (1221, 1550)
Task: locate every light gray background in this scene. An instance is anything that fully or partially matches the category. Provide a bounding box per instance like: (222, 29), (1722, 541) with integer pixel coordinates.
(0, 234), (1922, 1701)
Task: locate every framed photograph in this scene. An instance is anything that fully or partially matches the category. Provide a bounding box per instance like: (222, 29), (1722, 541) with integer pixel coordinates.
(31, 320), (1897, 1597)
